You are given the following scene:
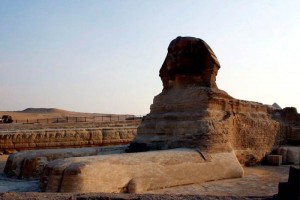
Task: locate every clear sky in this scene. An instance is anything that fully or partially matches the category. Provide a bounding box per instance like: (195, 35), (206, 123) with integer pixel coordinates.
(0, 0), (299, 115)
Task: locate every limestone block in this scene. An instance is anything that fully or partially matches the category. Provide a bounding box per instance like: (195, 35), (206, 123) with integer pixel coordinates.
(4, 145), (127, 179)
(40, 149), (243, 193)
(276, 147), (288, 164)
(286, 146), (300, 164)
(266, 155), (282, 166)
(0, 127), (137, 152)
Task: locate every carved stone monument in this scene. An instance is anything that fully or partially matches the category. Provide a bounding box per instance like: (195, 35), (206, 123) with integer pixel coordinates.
(5, 36), (295, 194)
(128, 36), (286, 166)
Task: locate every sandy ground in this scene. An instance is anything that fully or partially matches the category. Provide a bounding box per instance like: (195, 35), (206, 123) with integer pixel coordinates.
(0, 155), (293, 199)
(147, 165), (290, 196)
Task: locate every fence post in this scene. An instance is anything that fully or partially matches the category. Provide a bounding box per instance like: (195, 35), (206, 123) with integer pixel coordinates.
(27, 119), (28, 124)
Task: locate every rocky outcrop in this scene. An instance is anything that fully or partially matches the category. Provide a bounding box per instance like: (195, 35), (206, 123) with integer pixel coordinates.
(0, 127), (137, 152)
(40, 149), (243, 193)
(127, 36), (289, 165)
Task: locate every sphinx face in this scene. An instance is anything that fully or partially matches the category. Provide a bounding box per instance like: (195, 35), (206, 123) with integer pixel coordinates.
(159, 37), (220, 89)
(165, 40), (205, 76)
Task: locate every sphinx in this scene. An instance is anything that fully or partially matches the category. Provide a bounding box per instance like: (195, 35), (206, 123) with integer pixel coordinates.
(11, 36), (293, 193)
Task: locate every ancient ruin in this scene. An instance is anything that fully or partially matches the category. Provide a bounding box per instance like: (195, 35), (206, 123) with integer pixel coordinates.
(0, 121), (138, 153)
(3, 36), (300, 194)
(127, 36), (288, 165)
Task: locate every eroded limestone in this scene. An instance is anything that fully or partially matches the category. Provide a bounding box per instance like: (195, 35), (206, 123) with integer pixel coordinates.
(127, 36), (289, 165)
(4, 145), (126, 179)
(40, 149), (243, 193)
(0, 127), (137, 152)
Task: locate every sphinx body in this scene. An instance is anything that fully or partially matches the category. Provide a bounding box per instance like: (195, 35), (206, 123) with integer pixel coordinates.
(128, 36), (286, 165)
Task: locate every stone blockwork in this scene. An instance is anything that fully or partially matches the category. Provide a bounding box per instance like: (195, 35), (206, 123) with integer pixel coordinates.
(275, 146), (300, 165)
(5, 36), (299, 194)
(277, 107), (300, 145)
(0, 126), (137, 152)
(0, 120), (140, 132)
(127, 36), (292, 165)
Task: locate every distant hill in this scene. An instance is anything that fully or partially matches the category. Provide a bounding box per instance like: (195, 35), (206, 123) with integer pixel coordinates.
(272, 103), (282, 110)
(20, 108), (71, 114)
(0, 108), (135, 122)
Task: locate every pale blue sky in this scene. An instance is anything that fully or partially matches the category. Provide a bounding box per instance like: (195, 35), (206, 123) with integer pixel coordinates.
(0, 0), (299, 114)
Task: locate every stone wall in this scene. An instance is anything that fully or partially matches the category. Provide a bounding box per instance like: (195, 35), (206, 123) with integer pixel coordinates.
(0, 126), (137, 153)
(0, 120), (140, 131)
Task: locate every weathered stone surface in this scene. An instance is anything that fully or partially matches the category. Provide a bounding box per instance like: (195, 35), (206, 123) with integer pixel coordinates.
(277, 107), (300, 145)
(159, 36), (220, 89)
(127, 37), (288, 165)
(275, 146), (300, 165)
(128, 86), (286, 162)
(0, 127), (137, 152)
(266, 155), (282, 166)
(4, 145), (127, 179)
(285, 147), (300, 165)
(40, 149), (243, 193)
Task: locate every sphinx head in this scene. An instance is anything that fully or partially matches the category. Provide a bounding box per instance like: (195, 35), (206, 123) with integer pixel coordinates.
(159, 36), (220, 89)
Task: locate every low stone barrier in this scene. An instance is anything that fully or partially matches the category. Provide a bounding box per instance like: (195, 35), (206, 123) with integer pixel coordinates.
(0, 127), (137, 153)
